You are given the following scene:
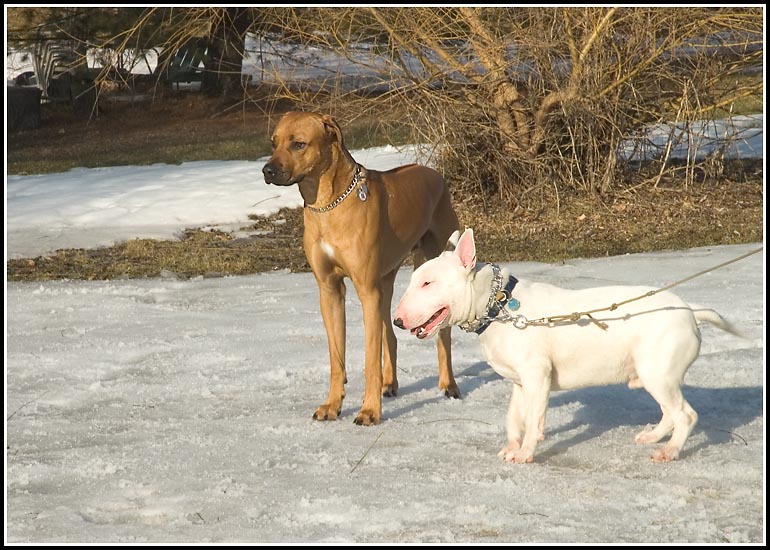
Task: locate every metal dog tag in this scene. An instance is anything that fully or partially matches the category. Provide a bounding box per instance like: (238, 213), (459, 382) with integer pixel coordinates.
(358, 182), (368, 202)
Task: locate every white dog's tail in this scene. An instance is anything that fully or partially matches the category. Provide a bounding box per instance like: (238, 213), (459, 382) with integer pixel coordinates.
(692, 307), (745, 338)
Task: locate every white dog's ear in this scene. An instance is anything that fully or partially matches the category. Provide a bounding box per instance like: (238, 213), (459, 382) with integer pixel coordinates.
(455, 228), (476, 271)
(444, 230), (461, 252)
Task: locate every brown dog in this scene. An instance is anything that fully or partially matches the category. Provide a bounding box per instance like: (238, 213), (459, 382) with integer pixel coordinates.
(262, 111), (460, 425)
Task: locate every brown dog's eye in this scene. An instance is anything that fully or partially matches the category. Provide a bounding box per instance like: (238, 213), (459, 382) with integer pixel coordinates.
(292, 141), (306, 151)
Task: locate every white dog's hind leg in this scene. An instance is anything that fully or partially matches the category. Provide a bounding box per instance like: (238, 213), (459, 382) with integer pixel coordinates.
(635, 331), (700, 461)
(651, 401), (697, 463)
(641, 377), (698, 462)
(634, 411), (673, 444)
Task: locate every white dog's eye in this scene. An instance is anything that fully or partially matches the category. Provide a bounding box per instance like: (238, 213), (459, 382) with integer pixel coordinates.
(422, 281), (432, 288)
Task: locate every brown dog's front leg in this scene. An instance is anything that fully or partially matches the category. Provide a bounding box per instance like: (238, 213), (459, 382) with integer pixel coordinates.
(313, 275), (347, 421)
(355, 285), (384, 425)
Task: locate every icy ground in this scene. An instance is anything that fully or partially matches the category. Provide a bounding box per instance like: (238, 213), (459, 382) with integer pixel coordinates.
(6, 244), (764, 543)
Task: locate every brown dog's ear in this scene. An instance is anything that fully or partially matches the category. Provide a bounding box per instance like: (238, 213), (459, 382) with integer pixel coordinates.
(321, 114), (345, 149)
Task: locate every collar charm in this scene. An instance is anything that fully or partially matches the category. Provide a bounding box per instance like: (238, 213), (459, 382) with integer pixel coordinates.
(358, 181), (368, 202)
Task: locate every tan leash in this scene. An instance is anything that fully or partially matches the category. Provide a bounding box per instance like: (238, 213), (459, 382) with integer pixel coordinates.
(511, 246), (764, 331)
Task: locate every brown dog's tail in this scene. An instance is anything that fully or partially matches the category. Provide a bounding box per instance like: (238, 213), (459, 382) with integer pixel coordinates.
(692, 308), (746, 338)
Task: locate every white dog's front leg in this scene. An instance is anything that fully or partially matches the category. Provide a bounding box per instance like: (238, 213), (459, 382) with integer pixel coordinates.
(499, 383), (525, 460)
(510, 367), (551, 464)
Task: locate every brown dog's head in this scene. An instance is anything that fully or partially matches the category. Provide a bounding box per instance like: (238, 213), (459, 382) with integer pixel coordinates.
(262, 111), (347, 187)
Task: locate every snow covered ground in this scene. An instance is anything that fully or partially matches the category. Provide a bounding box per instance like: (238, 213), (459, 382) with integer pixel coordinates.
(621, 114), (764, 163)
(5, 145), (424, 259)
(5, 245), (765, 543)
(5, 137), (766, 541)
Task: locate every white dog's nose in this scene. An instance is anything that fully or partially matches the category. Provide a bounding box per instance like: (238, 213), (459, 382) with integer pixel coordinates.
(393, 317), (405, 329)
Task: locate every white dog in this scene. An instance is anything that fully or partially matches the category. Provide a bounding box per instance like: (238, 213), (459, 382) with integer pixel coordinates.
(393, 229), (742, 463)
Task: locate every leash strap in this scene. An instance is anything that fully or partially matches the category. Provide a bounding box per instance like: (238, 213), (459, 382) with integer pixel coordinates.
(518, 246), (764, 331)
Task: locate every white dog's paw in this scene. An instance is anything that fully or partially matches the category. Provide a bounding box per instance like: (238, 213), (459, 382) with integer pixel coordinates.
(650, 446), (680, 463)
(499, 443), (534, 464)
(634, 427), (666, 445)
(497, 439), (521, 459)
(634, 431), (657, 445)
(510, 449), (535, 464)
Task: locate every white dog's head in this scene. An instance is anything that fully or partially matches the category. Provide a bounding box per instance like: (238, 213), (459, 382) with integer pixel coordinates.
(394, 228), (478, 339)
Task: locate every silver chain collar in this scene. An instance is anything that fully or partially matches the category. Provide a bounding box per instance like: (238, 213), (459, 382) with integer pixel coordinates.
(458, 264), (522, 333)
(305, 164), (367, 214)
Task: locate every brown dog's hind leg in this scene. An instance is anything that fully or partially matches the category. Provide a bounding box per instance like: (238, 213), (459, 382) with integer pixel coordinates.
(437, 327), (460, 398)
(427, 190), (461, 398)
(381, 268), (400, 398)
(415, 237), (461, 400)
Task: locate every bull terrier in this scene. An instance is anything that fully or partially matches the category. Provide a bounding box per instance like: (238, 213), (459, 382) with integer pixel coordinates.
(393, 228), (743, 463)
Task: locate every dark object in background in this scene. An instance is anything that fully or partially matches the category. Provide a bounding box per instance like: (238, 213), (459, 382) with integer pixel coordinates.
(7, 86), (42, 132)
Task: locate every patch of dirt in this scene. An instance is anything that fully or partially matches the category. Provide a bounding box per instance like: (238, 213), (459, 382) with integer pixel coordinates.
(7, 87), (300, 175)
(458, 176), (763, 265)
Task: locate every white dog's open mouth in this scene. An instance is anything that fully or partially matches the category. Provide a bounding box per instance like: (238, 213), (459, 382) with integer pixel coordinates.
(411, 307), (449, 339)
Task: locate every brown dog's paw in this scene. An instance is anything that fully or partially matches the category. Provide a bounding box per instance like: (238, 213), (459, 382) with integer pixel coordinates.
(442, 383), (461, 400)
(382, 384), (398, 398)
(312, 404), (341, 421)
(353, 409), (380, 426)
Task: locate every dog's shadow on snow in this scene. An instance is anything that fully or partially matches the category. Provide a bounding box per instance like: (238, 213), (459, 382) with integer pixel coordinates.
(537, 383), (762, 460)
(387, 361), (762, 459)
(384, 361), (500, 420)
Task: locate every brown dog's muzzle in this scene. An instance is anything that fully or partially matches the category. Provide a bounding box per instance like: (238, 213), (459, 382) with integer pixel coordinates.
(262, 161), (296, 186)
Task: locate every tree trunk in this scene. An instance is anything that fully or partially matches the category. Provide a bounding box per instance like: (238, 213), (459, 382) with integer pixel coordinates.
(201, 7), (251, 98)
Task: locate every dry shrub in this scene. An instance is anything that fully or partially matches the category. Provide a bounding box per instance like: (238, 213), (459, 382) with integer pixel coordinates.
(15, 7), (760, 209)
(261, 7), (762, 209)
